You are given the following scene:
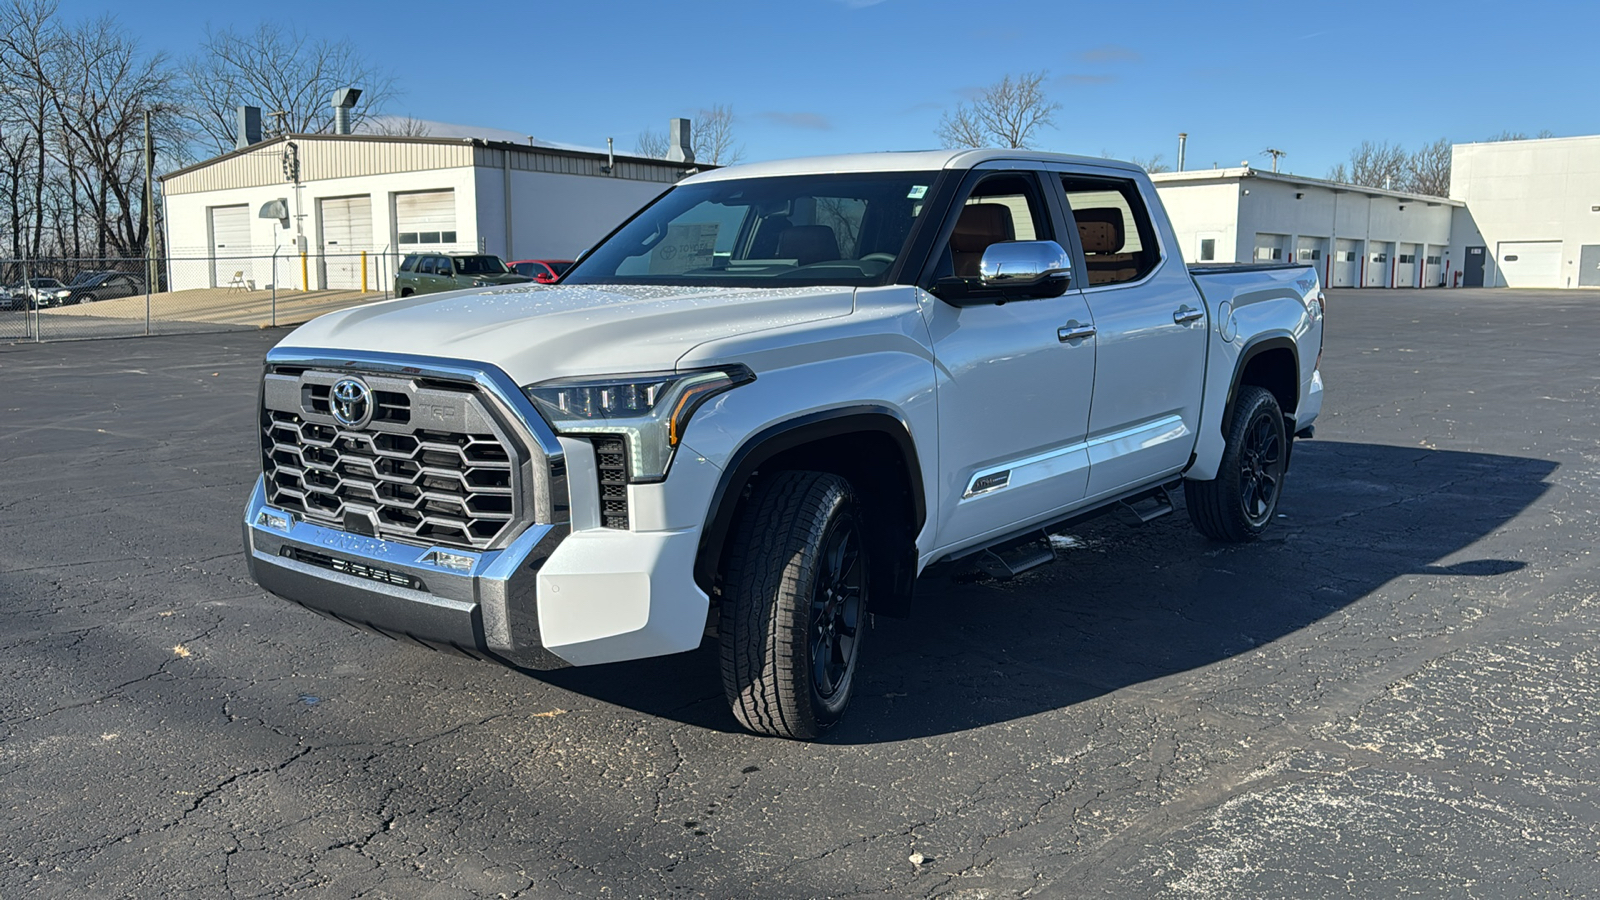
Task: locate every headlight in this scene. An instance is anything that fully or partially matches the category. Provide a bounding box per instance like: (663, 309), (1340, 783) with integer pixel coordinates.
(53, 289), (69, 298)
(524, 365), (754, 481)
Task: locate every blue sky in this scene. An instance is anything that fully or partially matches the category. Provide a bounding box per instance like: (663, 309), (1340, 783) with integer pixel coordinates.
(62, 0), (1600, 177)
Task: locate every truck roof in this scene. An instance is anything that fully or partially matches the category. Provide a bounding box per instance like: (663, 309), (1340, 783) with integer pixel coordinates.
(683, 149), (1145, 183)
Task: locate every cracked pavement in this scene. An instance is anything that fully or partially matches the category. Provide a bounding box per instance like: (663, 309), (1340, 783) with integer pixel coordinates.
(2, 287), (1598, 898)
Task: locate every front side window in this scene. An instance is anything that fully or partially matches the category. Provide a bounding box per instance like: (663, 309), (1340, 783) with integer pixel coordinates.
(564, 171), (936, 288)
(1061, 176), (1161, 287)
(932, 172), (1051, 279)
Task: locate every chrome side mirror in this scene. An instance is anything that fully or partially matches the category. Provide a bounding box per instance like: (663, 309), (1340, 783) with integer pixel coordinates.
(979, 240), (1073, 292)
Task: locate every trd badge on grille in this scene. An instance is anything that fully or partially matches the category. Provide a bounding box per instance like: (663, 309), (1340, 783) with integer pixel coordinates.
(330, 378), (373, 428)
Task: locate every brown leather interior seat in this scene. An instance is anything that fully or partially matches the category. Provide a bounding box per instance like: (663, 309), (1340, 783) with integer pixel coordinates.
(950, 203), (1016, 276)
(776, 225), (840, 266)
(1075, 207), (1141, 285)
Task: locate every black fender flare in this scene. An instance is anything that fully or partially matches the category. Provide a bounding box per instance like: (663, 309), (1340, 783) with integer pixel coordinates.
(693, 405), (927, 593)
(1223, 332), (1299, 429)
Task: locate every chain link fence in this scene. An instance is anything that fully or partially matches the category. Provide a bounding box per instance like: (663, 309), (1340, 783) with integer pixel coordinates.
(0, 249), (405, 343)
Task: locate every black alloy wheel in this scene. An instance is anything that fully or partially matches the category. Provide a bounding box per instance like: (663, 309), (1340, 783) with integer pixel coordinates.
(1185, 384), (1289, 542)
(1239, 405), (1285, 528)
(810, 511), (864, 703)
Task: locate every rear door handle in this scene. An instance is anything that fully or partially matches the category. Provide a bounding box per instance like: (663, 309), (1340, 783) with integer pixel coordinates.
(1058, 323), (1096, 343)
(1173, 305), (1204, 325)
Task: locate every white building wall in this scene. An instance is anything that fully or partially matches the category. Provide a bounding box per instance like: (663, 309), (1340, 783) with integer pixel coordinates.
(1152, 180), (1239, 264)
(1450, 134), (1600, 288)
(473, 168), (670, 263)
(163, 166), (479, 292)
(1155, 169), (1455, 288)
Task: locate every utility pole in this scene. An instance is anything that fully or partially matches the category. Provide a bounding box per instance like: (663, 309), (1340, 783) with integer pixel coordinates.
(1263, 148), (1287, 173)
(144, 110), (156, 307)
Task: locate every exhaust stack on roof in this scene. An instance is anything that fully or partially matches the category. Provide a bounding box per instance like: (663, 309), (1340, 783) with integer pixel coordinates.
(236, 106), (263, 150)
(667, 117), (694, 164)
(331, 87), (362, 135)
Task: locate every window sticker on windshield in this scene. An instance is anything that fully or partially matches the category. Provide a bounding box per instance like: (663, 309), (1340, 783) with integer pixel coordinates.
(907, 185), (928, 200)
(649, 223), (719, 274)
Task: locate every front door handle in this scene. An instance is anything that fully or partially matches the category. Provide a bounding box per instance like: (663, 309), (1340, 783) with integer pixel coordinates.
(1058, 322), (1096, 343)
(1173, 305), (1205, 325)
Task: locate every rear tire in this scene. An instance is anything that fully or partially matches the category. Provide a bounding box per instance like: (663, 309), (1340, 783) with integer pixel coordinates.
(719, 471), (868, 740)
(1185, 385), (1288, 542)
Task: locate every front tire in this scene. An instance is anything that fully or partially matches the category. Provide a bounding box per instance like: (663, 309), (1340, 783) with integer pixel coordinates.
(719, 471), (868, 740)
(1185, 385), (1288, 542)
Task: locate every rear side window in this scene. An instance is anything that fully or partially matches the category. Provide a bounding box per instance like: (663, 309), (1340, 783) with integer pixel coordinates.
(1061, 176), (1161, 287)
(400, 254), (419, 272)
(417, 257), (436, 275)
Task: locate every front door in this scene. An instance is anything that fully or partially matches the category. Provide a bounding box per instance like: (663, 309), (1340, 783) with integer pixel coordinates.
(1463, 246), (1486, 287)
(1058, 171), (1208, 499)
(925, 169), (1097, 554)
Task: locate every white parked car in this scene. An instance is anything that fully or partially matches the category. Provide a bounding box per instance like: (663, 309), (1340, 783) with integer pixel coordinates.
(244, 150), (1325, 739)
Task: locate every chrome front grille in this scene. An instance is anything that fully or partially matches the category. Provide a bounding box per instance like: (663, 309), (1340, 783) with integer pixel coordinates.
(260, 367), (529, 550)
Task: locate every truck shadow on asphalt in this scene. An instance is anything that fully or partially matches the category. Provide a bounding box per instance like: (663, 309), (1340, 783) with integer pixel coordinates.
(536, 441), (1556, 743)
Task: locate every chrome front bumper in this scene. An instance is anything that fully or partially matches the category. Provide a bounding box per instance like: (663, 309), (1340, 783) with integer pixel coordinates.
(244, 476), (567, 662)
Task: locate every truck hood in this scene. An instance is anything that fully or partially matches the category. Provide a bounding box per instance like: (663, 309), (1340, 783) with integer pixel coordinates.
(278, 282), (856, 384)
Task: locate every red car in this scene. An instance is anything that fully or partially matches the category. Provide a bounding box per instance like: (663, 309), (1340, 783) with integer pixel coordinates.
(508, 259), (573, 284)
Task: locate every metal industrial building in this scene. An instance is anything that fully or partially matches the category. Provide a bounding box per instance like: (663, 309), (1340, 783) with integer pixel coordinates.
(1449, 134), (1600, 289)
(159, 132), (689, 292)
(1154, 133), (1600, 290)
(1152, 168), (1460, 288)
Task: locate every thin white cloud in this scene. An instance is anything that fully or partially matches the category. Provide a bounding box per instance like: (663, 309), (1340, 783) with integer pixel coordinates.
(1077, 44), (1141, 64)
(755, 111), (833, 130)
(1057, 73), (1117, 85)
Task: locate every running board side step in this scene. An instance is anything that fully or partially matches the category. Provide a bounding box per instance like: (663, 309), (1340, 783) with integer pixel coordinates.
(974, 531), (1055, 580)
(1118, 482), (1176, 524)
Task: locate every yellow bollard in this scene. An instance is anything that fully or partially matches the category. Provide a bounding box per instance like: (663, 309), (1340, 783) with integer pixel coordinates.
(301, 252), (309, 292)
(361, 251), (368, 293)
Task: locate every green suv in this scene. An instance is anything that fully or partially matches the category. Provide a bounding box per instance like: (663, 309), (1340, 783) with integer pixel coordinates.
(395, 253), (532, 297)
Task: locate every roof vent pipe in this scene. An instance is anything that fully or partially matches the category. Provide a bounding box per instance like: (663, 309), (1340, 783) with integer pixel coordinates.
(667, 117), (694, 164)
(331, 87), (362, 135)
(1177, 132), (1187, 172)
(236, 106), (263, 150)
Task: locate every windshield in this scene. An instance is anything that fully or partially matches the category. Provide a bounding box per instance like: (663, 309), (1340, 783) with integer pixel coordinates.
(564, 171), (937, 288)
(549, 261), (572, 276)
(452, 255), (509, 276)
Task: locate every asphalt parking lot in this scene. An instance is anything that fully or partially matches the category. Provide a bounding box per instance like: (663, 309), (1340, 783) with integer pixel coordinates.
(3, 287), (1599, 898)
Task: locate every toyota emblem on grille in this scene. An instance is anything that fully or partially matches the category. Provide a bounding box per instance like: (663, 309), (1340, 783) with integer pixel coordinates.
(330, 378), (373, 428)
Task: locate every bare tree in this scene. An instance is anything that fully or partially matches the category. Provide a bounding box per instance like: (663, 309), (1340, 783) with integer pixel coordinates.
(694, 104), (743, 166)
(53, 14), (184, 257)
(1404, 137), (1451, 198)
(634, 105), (744, 165)
(633, 128), (668, 159)
(181, 23), (397, 154)
(1326, 140), (1409, 190)
(1130, 153), (1172, 174)
(0, 0), (60, 258)
(935, 71), (1060, 149)
(365, 115), (432, 137)
(1484, 129), (1554, 142)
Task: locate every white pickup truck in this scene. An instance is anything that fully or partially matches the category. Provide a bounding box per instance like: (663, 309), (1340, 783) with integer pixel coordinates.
(244, 150), (1324, 739)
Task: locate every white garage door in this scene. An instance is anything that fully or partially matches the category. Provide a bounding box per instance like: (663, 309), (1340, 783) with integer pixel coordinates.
(1496, 241), (1562, 288)
(1254, 232), (1287, 263)
(1395, 242), (1419, 288)
(1332, 239), (1360, 287)
(209, 205), (250, 288)
(395, 190), (458, 251)
(319, 196), (373, 289)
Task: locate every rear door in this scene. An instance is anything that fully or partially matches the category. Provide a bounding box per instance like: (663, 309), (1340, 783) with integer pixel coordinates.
(924, 166), (1098, 553)
(1053, 168), (1207, 499)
